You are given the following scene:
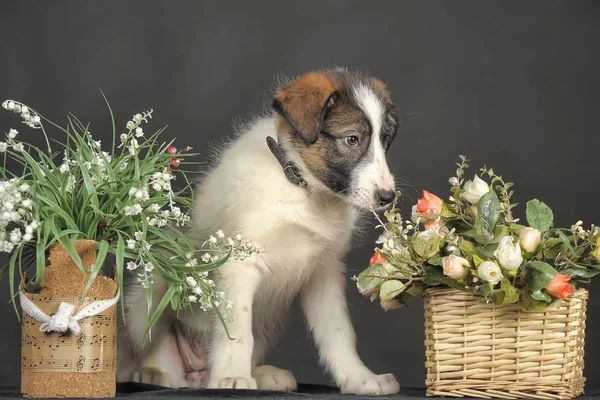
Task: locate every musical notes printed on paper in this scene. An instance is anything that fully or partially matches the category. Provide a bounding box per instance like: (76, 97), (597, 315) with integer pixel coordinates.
(21, 293), (117, 373)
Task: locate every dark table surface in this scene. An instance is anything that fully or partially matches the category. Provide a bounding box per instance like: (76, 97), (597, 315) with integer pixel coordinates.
(1, 383), (600, 400)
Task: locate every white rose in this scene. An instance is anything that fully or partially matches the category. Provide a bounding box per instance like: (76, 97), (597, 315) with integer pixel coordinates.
(477, 261), (503, 285)
(520, 227), (542, 253)
(493, 236), (523, 271)
(462, 175), (489, 204)
(442, 255), (470, 280)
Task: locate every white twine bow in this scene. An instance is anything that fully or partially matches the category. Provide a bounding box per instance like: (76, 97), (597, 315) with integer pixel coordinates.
(19, 290), (120, 335)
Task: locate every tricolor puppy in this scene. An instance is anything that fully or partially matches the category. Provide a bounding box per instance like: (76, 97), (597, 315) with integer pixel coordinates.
(117, 69), (400, 395)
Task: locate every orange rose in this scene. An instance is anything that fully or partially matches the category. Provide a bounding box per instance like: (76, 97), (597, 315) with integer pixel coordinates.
(369, 252), (386, 266)
(416, 190), (443, 221)
(545, 273), (573, 300)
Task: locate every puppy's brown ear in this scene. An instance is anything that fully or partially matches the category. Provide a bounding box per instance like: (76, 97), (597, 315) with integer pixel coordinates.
(272, 73), (339, 145)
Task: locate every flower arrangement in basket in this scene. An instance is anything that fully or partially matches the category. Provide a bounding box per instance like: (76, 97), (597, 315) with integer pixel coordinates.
(0, 98), (253, 398)
(355, 156), (599, 399)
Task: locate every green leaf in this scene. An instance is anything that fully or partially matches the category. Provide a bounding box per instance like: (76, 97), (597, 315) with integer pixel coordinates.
(530, 289), (551, 302)
(490, 225), (510, 244)
(499, 278), (519, 304)
(82, 240), (109, 299)
(423, 265), (446, 286)
(459, 240), (476, 258)
(477, 191), (501, 233)
(427, 257), (443, 266)
(143, 284), (177, 346)
(526, 199), (554, 232)
(522, 261), (557, 292)
(554, 230), (577, 258)
(379, 280), (407, 301)
(475, 243), (500, 260)
(472, 254), (484, 267)
(413, 230), (442, 258)
(115, 234), (126, 322)
(543, 237), (565, 259)
(561, 267), (600, 279)
(356, 265), (387, 294)
(520, 290), (548, 312)
(440, 203), (453, 218)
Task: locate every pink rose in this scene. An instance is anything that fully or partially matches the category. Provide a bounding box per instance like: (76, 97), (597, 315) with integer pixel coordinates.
(442, 255), (470, 280)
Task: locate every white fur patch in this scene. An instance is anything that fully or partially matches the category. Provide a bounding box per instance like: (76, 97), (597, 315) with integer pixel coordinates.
(349, 84), (395, 208)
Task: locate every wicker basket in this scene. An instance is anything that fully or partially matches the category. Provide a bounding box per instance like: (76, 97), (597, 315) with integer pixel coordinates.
(423, 287), (588, 399)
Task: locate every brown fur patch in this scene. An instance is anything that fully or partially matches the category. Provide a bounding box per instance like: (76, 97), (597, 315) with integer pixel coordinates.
(273, 72), (340, 144)
(369, 77), (392, 104)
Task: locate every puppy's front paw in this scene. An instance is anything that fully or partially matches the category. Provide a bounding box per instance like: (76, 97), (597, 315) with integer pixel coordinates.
(252, 365), (297, 391)
(340, 373), (400, 395)
(207, 376), (257, 389)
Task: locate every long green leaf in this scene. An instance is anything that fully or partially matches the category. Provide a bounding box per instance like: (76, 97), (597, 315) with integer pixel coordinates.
(81, 240), (109, 300)
(143, 284), (177, 347)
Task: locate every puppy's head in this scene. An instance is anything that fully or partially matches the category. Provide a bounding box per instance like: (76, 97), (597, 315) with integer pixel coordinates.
(272, 70), (398, 211)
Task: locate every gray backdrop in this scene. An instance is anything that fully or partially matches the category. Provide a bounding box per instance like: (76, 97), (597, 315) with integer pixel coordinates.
(1, 0), (599, 390)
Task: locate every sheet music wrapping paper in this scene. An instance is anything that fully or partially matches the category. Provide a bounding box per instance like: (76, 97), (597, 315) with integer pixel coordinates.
(21, 293), (117, 373)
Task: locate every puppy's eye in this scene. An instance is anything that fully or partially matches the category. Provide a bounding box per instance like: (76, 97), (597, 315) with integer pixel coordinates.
(344, 135), (359, 147)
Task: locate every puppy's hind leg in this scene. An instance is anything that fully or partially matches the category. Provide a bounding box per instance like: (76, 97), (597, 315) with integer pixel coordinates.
(118, 279), (204, 388)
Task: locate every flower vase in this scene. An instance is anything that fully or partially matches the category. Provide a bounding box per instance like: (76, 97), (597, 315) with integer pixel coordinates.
(20, 240), (118, 398)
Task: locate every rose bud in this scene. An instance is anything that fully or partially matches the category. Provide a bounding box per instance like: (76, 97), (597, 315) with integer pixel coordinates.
(167, 146), (177, 154)
(170, 157), (181, 168)
(380, 298), (402, 311)
(477, 261), (503, 285)
(544, 273), (573, 300)
(520, 227), (542, 253)
(442, 255), (470, 280)
(493, 236), (524, 271)
(416, 190), (443, 228)
(369, 252), (386, 266)
(461, 175), (489, 204)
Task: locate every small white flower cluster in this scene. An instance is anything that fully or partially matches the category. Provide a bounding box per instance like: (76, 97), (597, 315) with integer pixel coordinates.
(119, 110), (153, 156)
(173, 231), (259, 318)
(2, 100), (41, 129)
(127, 259), (155, 289)
(183, 273), (232, 317)
(0, 179), (39, 252)
(125, 231), (155, 288)
(203, 230), (259, 262)
(149, 171), (172, 192)
(571, 220), (587, 239)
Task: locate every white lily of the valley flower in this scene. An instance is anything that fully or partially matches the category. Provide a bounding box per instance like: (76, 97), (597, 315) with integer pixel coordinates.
(126, 261), (138, 271)
(66, 175), (76, 192)
(520, 227), (542, 253)
(8, 129), (18, 139)
(186, 276), (198, 287)
(0, 142), (7, 152)
(462, 175), (489, 204)
(478, 261), (503, 285)
(493, 236), (524, 271)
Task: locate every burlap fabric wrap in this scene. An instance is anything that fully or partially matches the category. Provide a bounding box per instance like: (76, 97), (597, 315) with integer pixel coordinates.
(424, 287), (587, 400)
(20, 240), (118, 398)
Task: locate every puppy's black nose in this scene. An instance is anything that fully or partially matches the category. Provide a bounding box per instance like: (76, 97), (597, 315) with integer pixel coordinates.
(376, 189), (395, 206)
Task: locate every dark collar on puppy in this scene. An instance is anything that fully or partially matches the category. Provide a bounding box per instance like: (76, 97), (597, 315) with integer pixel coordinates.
(266, 136), (307, 188)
